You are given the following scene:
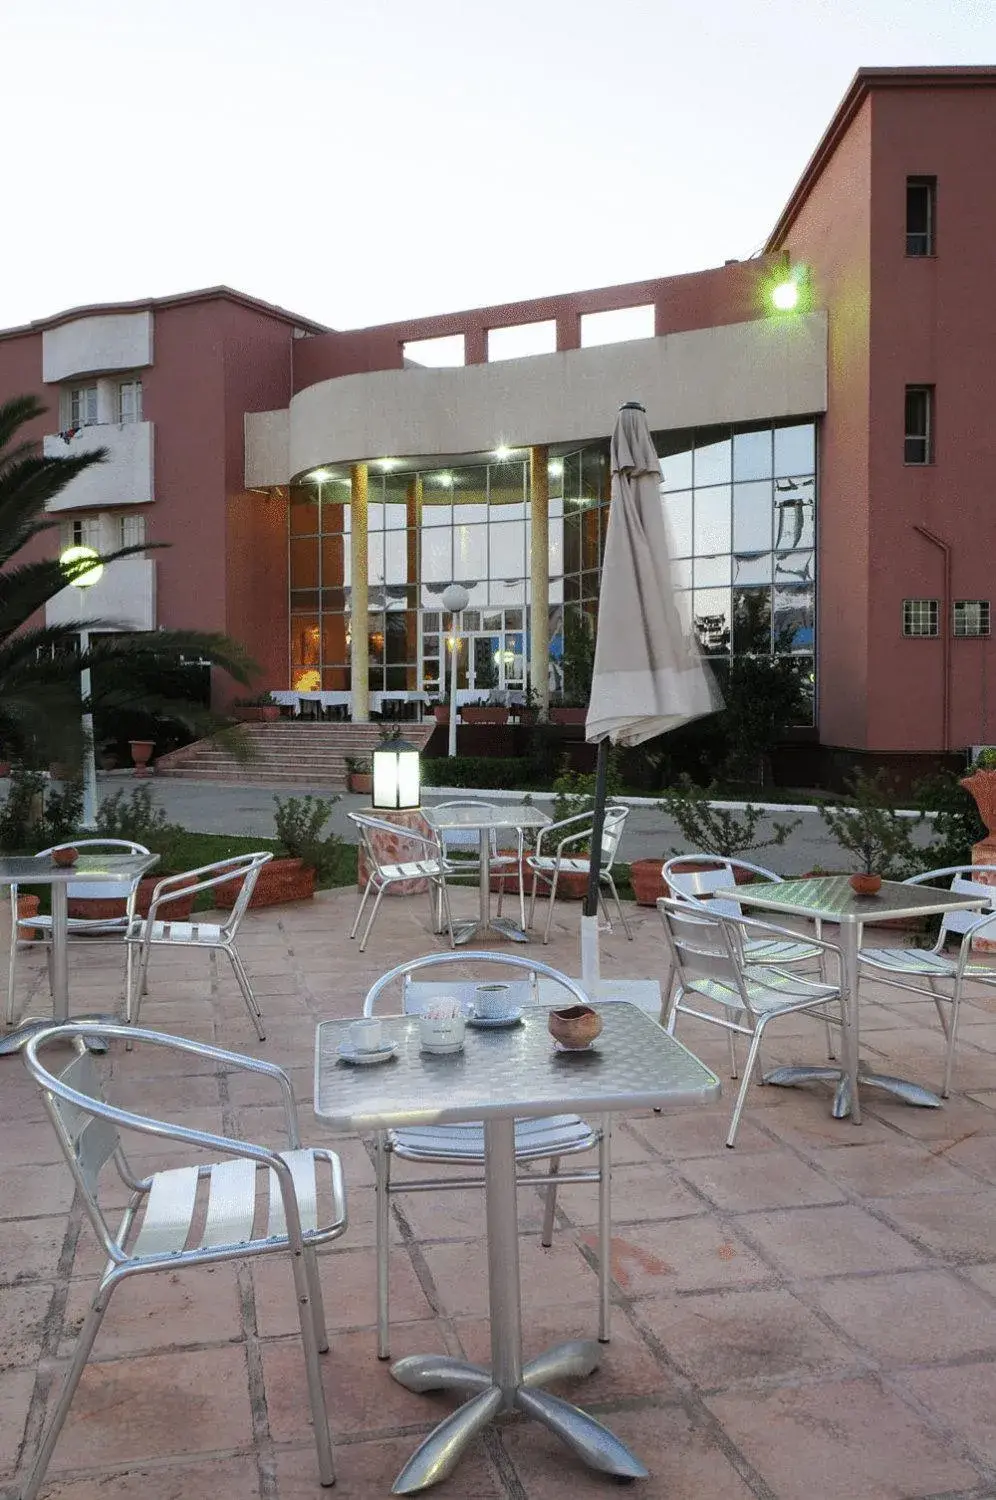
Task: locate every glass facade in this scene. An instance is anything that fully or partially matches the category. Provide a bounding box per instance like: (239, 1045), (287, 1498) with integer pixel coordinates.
(287, 417), (816, 717)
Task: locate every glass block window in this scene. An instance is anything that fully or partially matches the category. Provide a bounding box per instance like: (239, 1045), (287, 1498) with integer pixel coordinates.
(954, 600), (990, 637)
(903, 598), (939, 637)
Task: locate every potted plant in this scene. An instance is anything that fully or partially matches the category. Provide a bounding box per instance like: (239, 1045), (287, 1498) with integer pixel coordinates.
(129, 739), (155, 776)
(513, 686), (540, 726)
(819, 771), (924, 896)
(215, 794), (342, 909)
(428, 699), (449, 725)
(231, 692), (281, 723)
(633, 776), (801, 907)
(345, 754), (373, 795)
(461, 699), (510, 726)
(549, 606), (594, 726)
(960, 747), (996, 841)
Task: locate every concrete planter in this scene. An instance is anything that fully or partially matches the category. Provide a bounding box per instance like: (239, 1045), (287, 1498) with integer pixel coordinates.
(461, 707), (510, 725)
(214, 856), (315, 909)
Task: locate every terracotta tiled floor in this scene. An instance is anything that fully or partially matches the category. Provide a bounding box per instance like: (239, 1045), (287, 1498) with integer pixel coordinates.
(3, 887), (996, 1499)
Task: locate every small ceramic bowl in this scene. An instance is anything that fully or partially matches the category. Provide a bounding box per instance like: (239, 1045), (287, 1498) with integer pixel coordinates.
(849, 872), (882, 895)
(548, 1005), (603, 1050)
(51, 847), (79, 867)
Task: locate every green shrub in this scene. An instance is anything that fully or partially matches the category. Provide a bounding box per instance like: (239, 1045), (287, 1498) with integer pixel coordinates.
(659, 774), (800, 858)
(96, 785), (183, 844)
(421, 756), (534, 789)
(819, 771), (925, 879)
(551, 756), (623, 825)
(0, 764), (83, 851)
(913, 770), (986, 871)
(273, 793), (343, 880)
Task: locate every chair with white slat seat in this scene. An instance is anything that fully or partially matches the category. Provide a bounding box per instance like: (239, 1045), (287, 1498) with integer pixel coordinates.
(20, 1023), (348, 1499)
(123, 852), (272, 1039)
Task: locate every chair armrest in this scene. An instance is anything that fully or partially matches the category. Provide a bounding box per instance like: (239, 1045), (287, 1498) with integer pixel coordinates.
(143, 856), (271, 924)
(534, 811), (590, 857)
(954, 911), (996, 973)
(722, 909), (845, 975)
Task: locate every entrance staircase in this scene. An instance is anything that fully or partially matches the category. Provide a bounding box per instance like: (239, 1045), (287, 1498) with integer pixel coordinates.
(155, 721), (437, 787)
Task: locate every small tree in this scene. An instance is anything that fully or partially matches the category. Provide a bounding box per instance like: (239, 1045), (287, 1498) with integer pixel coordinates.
(819, 771), (925, 880)
(660, 774), (800, 859)
(558, 606), (596, 706)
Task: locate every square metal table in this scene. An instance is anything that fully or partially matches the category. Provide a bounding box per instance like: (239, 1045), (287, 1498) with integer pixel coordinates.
(0, 851), (160, 1054)
(734, 875), (988, 1122)
(315, 1002), (719, 1493)
(423, 803), (550, 944)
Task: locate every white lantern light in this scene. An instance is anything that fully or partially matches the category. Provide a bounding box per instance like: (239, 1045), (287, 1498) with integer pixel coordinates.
(372, 738), (421, 810)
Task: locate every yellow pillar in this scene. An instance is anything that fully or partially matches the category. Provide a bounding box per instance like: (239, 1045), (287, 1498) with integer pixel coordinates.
(405, 475), (421, 690)
(350, 462), (370, 721)
(529, 446), (550, 716)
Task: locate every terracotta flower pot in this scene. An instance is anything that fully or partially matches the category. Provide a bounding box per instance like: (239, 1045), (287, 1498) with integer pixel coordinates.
(629, 858), (667, 907)
(348, 772), (373, 795)
(549, 707), (587, 726)
(460, 707), (510, 725)
(961, 769), (996, 837)
(16, 893), (40, 940)
(432, 706), (449, 725)
(214, 856), (315, 909)
(849, 872), (883, 895)
(67, 874), (199, 922)
(129, 740), (155, 777)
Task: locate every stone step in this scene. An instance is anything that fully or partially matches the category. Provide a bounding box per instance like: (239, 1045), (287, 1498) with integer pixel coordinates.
(155, 720), (436, 784)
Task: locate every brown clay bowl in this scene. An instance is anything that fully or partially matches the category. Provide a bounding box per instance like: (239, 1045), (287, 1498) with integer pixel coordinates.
(849, 872), (882, 895)
(51, 847), (79, 867)
(548, 1005), (603, 1050)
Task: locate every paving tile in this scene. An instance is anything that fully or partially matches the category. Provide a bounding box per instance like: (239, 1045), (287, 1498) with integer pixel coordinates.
(742, 1204), (928, 1278)
(678, 1148), (847, 1213)
(252, 1243), (433, 1337)
(503, 1403), (756, 1498)
(870, 1186), (996, 1261)
(422, 1236), (599, 1320)
(898, 1361), (996, 1466)
(928, 1132), (996, 1184)
(32, 1454), (259, 1498)
(963, 1262), (996, 1298)
(633, 1107), (779, 1159)
(708, 1376), (981, 1499)
(44, 1344), (252, 1468)
(276, 1435), (502, 1497)
(262, 1323), (450, 1440)
(0, 1366), (35, 1475)
(811, 1268), (996, 1365)
(0, 1164), (75, 1221)
(0, 1283), (55, 1369)
(809, 1139), (974, 1198)
(554, 1161), (703, 1225)
(600, 1217), (774, 1296)
(637, 1285), (857, 1387)
(60, 1264), (243, 1358)
(0, 1215), (67, 1287)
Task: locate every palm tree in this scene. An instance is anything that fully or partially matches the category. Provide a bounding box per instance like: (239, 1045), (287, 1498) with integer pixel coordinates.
(0, 394), (256, 767)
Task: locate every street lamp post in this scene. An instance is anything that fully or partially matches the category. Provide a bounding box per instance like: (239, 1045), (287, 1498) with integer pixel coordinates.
(441, 583), (469, 759)
(59, 546), (104, 830)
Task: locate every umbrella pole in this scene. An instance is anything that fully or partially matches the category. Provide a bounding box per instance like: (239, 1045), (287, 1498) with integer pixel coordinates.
(581, 739), (610, 984)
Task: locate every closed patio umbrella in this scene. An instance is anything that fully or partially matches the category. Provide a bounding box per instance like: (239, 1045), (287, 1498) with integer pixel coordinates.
(581, 402), (719, 977)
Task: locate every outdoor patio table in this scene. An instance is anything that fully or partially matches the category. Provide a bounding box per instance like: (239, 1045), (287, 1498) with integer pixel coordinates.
(423, 802), (550, 944)
(314, 1001), (719, 1493)
(0, 851), (160, 1055)
(734, 874), (987, 1123)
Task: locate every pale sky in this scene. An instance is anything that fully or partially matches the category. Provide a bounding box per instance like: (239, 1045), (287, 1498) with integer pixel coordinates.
(3, 0), (992, 333)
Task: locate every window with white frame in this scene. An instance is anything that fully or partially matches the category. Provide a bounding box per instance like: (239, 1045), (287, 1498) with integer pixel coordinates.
(903, 598), (939, 637)
(62, 516), (102, 550)
(63, 384), (98, 429)
(118, 513), (146, 550)
(118, 378), (143, 424)
(904, 385), (934, 464)
(954, 599), (990, 637)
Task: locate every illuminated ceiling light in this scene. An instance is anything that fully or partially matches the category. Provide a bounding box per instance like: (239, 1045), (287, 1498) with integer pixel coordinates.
(308, 468), (332, 483)
(493, 444), (514, 462)
(379, 458), (399, 471)
(548, 459), (564, 479)
(435, 472), (454, 488)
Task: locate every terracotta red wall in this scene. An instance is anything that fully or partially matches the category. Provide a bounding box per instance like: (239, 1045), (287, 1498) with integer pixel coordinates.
(291, 257), (787, 391)
(865, 86), (996, 752)
(781, 98), (874, 751)
(0, 329), (54, 576)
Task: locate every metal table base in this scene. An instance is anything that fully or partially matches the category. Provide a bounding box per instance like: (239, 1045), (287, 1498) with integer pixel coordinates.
(763, 1063), (942, 1116)
(386, 1117), (646, 1494)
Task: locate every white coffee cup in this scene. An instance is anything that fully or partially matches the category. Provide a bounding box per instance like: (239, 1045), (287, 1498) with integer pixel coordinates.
(419, 1012), (466, 1054)
(475, 982), (516, 1019)
(349, 1017), (383, 1052)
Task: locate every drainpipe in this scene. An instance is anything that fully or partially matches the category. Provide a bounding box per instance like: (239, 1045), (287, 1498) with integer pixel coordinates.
(913, 524), (951, 752)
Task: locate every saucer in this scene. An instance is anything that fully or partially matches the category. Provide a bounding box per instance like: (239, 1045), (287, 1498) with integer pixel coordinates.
(467, 1009), (524, 1029)
(337, 1039), (398, 1066)
(420, 1039), (465, 1055)
(553, 1038), (597, 1053)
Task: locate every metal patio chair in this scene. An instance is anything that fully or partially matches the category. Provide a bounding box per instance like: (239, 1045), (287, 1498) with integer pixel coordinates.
(657, 897), (847, 1146)
(123, 853), (272, 1039)
(363, 951), (611, 1358)
(348, 812), (456, 953)
(5, 839), (151, 1029)
(431, 799), (527, 931)
(663, 854), (833, 1056)
(526, 804), (633, 944)
(19, 1022), (348, 1498)
(858, 863), (996, 1097)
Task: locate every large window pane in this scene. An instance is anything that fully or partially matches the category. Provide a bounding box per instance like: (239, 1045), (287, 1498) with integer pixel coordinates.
(421, 527), (452, 582)
(733, 481), (773, 552)
(732, 587), (772, 654)
(655, 428), (694, 492)
(774, 423), (816, 477)
(694, 487), (731, 553)
(290, 496), (319, 534)
(490, 520), (526, 580)
(290, 537), (318, 589)
(384, 530), (408, 584)
(694, 434), (731, 487)
(774, 484), (815, 549)
(695, 554), (731, 587)
(662, 492), (692, 556)
(455, 522), (487, 579)
(367, 529), (385, 584)
(693, 589), (731, 655)
(732, 551), (773, 586)
(774, 582), (815, 653)
(733, 427), (773, 482)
